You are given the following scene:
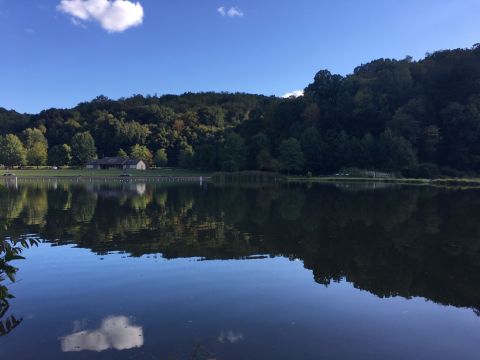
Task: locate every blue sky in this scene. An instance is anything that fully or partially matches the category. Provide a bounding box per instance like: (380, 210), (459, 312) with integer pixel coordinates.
(1, 0), (479, 113)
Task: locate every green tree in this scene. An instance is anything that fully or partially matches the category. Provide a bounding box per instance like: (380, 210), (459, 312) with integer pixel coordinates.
(48, 144), (72, 167)
(23, 128), (47, 148)
(26, 142), (48, 167)
(278, 138), (305, 175)
(71, 132), (97, 165)
(247, 132), (270, 166)
(220, 133), (247, 172)
(387, 98), (425, 146)
(358, 133), (377, 169)
(197, 106), (225, 127)
(378, 130), (417, 172)
(130, 144), (153, 166)
(0, 134), (27, 167)
(117, 148), (128, 158)
(421, 125), (442, 162)
(154, 149), (168, 167)
(256, 150), (279, 172)
(300, 127), (325, 172)
(194, 141), (219, 170)
(118, 121), (150, 147)
(178, 145), (195, 168)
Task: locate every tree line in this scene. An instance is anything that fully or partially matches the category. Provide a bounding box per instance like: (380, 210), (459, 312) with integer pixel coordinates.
(2, 44), (480, 176)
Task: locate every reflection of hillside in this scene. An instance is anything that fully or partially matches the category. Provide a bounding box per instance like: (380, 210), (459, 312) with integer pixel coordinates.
(2, 183), (480, 313)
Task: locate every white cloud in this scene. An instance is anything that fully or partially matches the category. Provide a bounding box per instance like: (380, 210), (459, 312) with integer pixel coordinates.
(282, 90), (304, 98)
(61, 316), (144, 352)
(57, 0), (144, 33)
(218, 6), (244, 18)
(217, 6), (226, 16)
(227, 7), (243, 17)
(71, 17), (87, 28)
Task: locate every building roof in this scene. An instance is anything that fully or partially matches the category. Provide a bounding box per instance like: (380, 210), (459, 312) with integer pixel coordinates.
(87, 157), (143, 166)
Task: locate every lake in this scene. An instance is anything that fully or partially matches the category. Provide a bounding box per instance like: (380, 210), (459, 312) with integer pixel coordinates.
(1, 180), (480, 359)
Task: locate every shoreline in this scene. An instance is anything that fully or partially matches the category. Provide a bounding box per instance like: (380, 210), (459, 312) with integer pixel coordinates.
(0, 168), (210, 178)
(287, 176), (480, 188)
(1, 175), (209, 182)
(2, 169), (480, 188)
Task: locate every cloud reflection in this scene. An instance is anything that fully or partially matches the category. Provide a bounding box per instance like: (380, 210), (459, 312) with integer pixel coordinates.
(61, 316), (143, 352)
(218, 330), (244, 344)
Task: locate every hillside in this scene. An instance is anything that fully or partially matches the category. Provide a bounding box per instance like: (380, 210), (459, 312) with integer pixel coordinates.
(1, 45), (480, 176)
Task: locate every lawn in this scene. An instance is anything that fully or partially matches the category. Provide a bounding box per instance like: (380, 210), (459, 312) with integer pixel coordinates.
(1, 168), (212, 178)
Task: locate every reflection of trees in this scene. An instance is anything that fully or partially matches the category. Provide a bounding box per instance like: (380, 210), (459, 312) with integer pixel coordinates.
(71, 187), (98, 223)
(278, 188), (305, 221)
(22, 186), (48, 225)
(2, 182), (480, 313)
(48, 185), (72, 211)
(0, 187), (27, 221)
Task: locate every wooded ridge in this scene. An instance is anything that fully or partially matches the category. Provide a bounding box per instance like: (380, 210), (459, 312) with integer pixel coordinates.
(2, 44), (480, 177)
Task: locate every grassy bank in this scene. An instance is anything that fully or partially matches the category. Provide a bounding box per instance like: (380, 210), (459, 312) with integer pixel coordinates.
(289, 176), (429, 184)
(287, 176), (480, 188)
(0, 168), (211, 178)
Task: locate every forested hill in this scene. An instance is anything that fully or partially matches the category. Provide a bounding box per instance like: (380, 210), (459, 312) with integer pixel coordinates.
(2, 44), (480, 176)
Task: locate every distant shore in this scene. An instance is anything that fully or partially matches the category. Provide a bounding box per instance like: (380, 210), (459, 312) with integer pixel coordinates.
(287, 176), (480, 188)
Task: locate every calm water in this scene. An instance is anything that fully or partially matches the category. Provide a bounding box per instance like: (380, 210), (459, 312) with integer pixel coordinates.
(1, 181), (480, 359)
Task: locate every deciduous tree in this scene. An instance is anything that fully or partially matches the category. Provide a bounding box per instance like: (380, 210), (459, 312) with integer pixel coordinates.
(71, 132), (97, 165)
(0, 134), (27, 167)
(278, 138), (305, 175)
(154, 149), (168, 167)
(26, 142), (48, 167)
(49, 144), (72, 167)
(130, 144), (153, 166)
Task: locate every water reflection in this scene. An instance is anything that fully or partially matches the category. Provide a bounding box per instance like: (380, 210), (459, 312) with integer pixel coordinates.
(61, 316), (144, 352)
(1, 181), (480, 315)
(217, 330), (245, 344)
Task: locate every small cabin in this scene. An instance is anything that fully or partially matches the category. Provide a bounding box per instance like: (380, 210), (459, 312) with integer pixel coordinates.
(86, 157), (147, 171)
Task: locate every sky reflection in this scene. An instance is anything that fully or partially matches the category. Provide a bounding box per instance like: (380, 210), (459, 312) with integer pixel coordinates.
(218, 330), (245, 344)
